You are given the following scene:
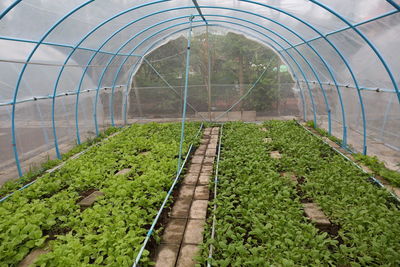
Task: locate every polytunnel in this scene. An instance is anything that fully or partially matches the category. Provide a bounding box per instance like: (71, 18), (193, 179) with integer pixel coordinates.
(0, 0), (400, 266)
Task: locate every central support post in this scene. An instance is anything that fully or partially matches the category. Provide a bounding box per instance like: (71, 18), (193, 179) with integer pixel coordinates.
(177, 15), (194, 172)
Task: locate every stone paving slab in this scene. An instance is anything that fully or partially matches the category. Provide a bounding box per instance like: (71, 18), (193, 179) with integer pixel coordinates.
(209, 137), (218, 143)
(176, 245), (200, 267)
(206, 148), (217, 156)
(154, 244), (180, 267)
(162, 218), (186, 244)
(211, 127), (220, 135)
(270, 151), (282, 159)
(115, 168), (130, 175)
(200, 138), (209, 145)
(189, 200), (208, 219)
(78, 191), (104, 207)
(281, 172), (297, 183)
(171, 198), (192, 218)
(207, 143), (217, 149)
(188, 164), (202, 173)
(178, 185), (195, 200)
(203, 128), (212, 135)
(203, 156), (215, 166)
(191, 156), (204, 164)
(19, 247), (50, 267)
(303, 203), (331, 226)
(198, 174), (211, 185)
(183, 219), (206, 244)
(201, 165), (213, 174)
(182, 173), (199, 185)
(210, 135), (219, 142)
(197, 144), (207, 152)
(264, 138), (272, 143)
(194, 186), (209, 200)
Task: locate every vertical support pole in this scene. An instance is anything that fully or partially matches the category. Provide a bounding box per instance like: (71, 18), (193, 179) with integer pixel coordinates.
(123, 85), (129, 125)
(381, 94), (393, 140)
(177, 16), (194, 172)
(206, 25), (212, 121)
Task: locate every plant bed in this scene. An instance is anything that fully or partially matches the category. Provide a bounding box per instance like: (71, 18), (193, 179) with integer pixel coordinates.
(0, 127), (121, 199)
(0, 122), (201, 266)
(199, 122), (337, 266)
(264, 120), (400, 265)
(199, 121), (400, 266)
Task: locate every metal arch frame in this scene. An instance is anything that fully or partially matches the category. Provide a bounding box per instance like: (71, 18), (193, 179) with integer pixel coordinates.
(129, 23), (309, 122)
(51, 1), (170, 151)
(387, 0), (400, 11)
(241, 0), (368, 155)
(86, 10), (315, 129)
(65, 5), (314, 136)
(93, 15), (204, 134)
(209, 15), (331, 135)
(307, 0), (400, 104)
(2, 1), (394, 175)
(90, 5), (347, 143)
(112, 19), (315, 128)
(11, 4), (346, 145)
(0, 0), (22, 20)
(197, 7), (346, 140)
(279, 10), (398, 53)
(8, 0), (95, 177)
(106, 17), (316, 129)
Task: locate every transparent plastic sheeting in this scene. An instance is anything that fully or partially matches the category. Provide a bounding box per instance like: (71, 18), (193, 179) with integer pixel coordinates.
(0, 0), (399, 182)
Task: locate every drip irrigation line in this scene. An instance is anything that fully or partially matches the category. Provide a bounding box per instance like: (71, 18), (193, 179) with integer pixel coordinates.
(207, 124), (224, 267)
(296, 121), (400, 203)
(0, 126), (128, 203)
(298, 80), (396, 93)
(214, 59), (274, 121)
(0, 85), (125, 107)
(132, 122), (204, 267)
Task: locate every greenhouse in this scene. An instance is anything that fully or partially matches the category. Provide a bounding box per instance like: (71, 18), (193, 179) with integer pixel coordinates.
(0, 0), (399, 266)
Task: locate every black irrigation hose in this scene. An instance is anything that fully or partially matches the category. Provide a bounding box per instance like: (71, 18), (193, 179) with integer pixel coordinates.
(207, 124), (224, 267)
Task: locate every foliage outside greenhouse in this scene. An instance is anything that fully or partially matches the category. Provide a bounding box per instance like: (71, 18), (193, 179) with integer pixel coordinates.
(0, 1), (400, 267)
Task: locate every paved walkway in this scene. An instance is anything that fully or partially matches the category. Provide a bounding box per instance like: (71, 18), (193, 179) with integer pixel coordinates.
(153, 127), (219, 267)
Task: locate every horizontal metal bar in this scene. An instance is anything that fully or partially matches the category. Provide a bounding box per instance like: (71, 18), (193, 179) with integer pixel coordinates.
(0, 36), (140, 57)
(331, 117), (400, 151)
(0, 84), (125, 106)
(279, 10), (398, 51)
(0, 59), (140, 67)
(299, 80), (396, 93)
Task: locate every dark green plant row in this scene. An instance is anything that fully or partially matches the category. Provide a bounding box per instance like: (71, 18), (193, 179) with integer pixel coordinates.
(305, 120), (400, 187)
(0, 127), (120, 198)
(198, 122), (337, 266)
(0, 122), (201, 266)
(264, 120), (400, 265)
(353, 153), (400, 187)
